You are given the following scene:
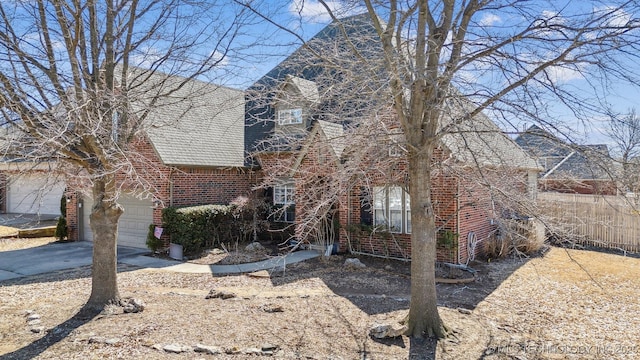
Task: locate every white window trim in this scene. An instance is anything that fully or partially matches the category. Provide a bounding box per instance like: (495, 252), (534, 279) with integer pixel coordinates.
(372, 185), (411, 234)
(277, 108), (303, 125)
(273, 183), (295, 205)
(273, 182), (295, 223)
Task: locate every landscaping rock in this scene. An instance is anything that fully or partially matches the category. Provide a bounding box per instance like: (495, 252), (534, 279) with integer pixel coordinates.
(457, 307), (472, 315)
(105, 338), (120, 345)
(30, 326), (45, 333)
(261, 304), (284, 313)
(225, 346), (241, 354)
(194, 344), (222, 354)
(245, 242), (265, 252)
(121, 298), (145, 313)
(27, 319), (42, 326)
(344, 258), (366, 269)
(369, 323), (407, 339)
(163, 344), (190, 353)
(26, 313), (41, 321)
(89, 336), (120, 345)
(205, 289), (237, 300)
(262, 343), (279, 352)
(242, 347), (262, 355)
(209, 248), (225, 255)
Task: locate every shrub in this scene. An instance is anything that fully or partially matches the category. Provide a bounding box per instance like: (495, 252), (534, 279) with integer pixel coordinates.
(146, 224), (164, 253)
(482, 235), (510, 259)
(483, 218), (546, 260)
(55, 195), (68, 241)
(162, 204), (256, 256)
(54, 216), (68, 241)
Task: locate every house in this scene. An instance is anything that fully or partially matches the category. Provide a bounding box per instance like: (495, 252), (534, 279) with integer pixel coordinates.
(1, 69), (256, 249)
(515, 125), (617, 195)
(0, 124), (67, 216)
(246, 15), (539, 264)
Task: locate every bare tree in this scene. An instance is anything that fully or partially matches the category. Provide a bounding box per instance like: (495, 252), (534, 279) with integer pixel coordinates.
(0, 0), (250, 310)
(241, 0), (640, 338)
(607, 108), (640, 195)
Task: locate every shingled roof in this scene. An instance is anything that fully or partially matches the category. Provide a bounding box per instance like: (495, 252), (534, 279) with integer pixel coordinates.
(247, 14), (537, 171)
(515, 125), (613, 180)
(134, 70), (245, 168)
(441, 98), (540, 170)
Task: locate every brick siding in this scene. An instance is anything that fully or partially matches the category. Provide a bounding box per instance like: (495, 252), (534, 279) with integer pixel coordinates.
(66, 135), (256, 244)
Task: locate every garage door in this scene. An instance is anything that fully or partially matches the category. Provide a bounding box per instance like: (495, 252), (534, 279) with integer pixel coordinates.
(81, 194), (153, 248)
(7, 174), (65, 215)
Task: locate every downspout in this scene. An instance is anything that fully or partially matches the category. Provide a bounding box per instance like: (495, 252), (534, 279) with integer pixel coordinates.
(169, 168), (174, 207)
(457, 177), (462, 265)
(75, 192), (81, 241)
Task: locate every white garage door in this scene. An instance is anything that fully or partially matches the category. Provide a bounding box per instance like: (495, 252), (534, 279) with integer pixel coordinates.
(81, 194), (153, 248)
(7, 174), (65, 215)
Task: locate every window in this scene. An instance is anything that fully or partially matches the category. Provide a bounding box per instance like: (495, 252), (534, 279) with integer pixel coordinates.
(388, 142), (404, 157)
(273, 182), (295, 222)
(277, 108), (303, 125)
(372, 186), (411, 233)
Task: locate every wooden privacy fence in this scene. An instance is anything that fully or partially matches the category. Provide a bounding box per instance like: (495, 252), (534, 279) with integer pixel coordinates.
(538, 192), (640, 253)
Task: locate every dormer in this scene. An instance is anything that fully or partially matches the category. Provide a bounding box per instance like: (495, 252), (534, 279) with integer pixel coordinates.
(274, 75), (319, 133)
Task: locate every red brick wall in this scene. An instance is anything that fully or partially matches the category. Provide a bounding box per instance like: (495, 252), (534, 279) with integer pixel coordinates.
(0, 172), (6, 213)
(456, 176), (496, 264)
(67, 135), (256, 243)
(171, 167), (256, 207)
(258, 136), (527, 264)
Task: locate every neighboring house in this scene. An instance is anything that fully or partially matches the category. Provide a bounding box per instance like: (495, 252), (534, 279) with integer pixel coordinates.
(246, 15), (539, 264)
(1, 70), (255, 249)
(515, 125), (617, 195)
(0, 126), (67, 216)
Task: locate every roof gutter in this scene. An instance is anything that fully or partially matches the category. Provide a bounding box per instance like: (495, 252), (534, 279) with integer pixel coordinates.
(0, 161), (59, 171)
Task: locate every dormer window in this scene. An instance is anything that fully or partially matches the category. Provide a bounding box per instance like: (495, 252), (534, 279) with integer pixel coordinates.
(277, 108), (303, 125)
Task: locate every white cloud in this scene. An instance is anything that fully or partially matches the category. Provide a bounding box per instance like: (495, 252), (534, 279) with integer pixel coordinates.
(208, 50), (229, 67)
(479, 13), (501, 26)
(543, 64), (584, 83)
(596, 5), (631, 27)
(131, 46), (162, 69)
(540, 10), (565, 26)
(288, 0), (364, 23)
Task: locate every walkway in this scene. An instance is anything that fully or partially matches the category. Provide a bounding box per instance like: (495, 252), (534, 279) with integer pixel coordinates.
(121, 250), (320, 274)
(0, 240), (320, 282)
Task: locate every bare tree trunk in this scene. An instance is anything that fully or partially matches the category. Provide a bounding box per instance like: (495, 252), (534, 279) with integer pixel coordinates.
(87, 176), (124, 308)
(405, 145), (447, 338)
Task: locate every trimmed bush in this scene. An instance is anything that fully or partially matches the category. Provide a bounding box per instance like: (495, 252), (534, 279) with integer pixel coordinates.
(55, 195), (68, 241)
(162, 204), (255, 256)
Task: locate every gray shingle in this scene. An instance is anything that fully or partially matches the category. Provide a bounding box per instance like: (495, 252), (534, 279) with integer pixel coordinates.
(131, 70), (245, 167)
(316, 120), (345, 158)
(441, 98), (540, 170)
(515, 125), (613, 180)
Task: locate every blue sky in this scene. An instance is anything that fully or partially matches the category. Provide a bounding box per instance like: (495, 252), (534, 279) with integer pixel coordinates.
(5, 0), (633, 149)
(226, 0), (640, 151)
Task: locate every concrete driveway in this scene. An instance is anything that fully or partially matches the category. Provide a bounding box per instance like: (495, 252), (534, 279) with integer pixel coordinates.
(0, 240), (322, 282)
(0, 241), (148, 282)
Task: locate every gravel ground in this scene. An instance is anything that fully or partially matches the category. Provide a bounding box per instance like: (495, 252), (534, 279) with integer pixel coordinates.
(0, 242), (638, 360)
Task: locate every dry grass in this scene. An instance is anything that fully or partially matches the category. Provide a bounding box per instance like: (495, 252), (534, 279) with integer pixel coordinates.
(0, 236), (57, 251)
(474, 248), (640, 359)
(0, 246), (638, 359)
